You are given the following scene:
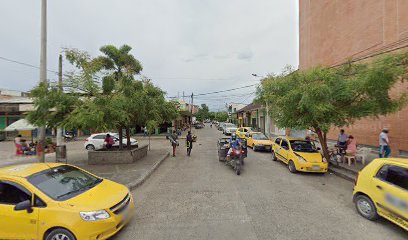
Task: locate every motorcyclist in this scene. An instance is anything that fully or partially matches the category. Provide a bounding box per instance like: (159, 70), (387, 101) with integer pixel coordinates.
(226, 133), (241, 159)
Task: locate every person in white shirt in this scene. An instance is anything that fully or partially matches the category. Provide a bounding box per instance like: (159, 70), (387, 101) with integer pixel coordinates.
(14, 134), (22, 146)
(379, 128), (391, 158)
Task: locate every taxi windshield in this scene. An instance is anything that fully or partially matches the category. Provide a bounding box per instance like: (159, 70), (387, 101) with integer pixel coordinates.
(290, 140), (318, 153)
(27, 165), (102, 201)
(252, 134), (268, 140)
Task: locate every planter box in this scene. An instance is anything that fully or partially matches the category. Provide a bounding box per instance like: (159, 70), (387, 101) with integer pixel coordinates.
(88, 144), (148, 165)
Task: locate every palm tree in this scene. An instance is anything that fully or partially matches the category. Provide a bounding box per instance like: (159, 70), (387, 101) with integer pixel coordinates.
(97, 45), (143, 149)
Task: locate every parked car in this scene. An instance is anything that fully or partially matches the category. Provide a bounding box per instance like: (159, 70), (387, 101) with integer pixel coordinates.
(0, 163), (134, 240)
(218, 122), (226, 131)
(84, 133), (138, 150)
(224, 123), (237, 135)
(246, 132), (273, 152)
(353, 158), (408, 231)
(236, 127), (254, 139)
(271, 136), (328, 173)
(194, 122), (205, 129)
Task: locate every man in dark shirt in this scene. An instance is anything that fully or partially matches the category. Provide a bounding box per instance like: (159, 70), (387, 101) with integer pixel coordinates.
(186, 131), (193, 156)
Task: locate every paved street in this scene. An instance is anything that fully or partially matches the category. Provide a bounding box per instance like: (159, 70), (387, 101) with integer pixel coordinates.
(114, 126), (407, 240)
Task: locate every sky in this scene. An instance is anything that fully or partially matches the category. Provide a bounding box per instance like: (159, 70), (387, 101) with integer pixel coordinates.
(0, 0), (299, 111)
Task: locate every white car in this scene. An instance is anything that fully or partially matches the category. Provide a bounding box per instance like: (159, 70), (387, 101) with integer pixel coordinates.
(224, 124), (238, 135)
(84, 133), (138, 150)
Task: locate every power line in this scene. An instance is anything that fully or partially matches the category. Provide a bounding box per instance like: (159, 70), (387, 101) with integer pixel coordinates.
(0, 56), (59, 75)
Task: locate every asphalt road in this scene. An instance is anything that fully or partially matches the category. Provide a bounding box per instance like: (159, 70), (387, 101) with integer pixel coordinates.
(113, 126), (407, 240)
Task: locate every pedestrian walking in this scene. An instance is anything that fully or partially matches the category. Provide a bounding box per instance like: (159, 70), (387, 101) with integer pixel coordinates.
(169, 130), (178, 157)
(337, 129), (348, 149)
(186, 131), (193, 156)
(379, 128), (391, 158)
(143, 126), (148, 136)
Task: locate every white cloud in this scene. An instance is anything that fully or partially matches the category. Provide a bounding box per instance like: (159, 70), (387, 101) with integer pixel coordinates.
(0, 0), (299, 110)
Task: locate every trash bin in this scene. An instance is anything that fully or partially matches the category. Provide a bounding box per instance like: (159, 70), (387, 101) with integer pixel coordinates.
(56, 145), (67, 163)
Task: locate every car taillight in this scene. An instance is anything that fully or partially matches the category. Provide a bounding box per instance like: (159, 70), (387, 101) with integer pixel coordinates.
(354, 172), (359, 186)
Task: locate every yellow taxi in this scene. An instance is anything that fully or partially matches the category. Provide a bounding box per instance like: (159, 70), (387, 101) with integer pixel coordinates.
(246, 132), (273, 152)
(271, 136), (328, 173)
(236, 127), (254, 139)
(353, 158), (408, 231)
(0, 163), (134, 240)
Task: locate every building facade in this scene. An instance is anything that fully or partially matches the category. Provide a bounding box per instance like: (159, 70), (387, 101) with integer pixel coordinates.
(299, 0), (408, 156)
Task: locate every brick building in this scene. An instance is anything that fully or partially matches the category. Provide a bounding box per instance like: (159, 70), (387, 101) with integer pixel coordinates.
(299, 0), (408, 156)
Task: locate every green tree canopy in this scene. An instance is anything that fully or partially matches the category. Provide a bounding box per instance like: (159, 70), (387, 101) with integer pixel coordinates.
(196, 104), (210, 121)
(257, 52), (408, 159)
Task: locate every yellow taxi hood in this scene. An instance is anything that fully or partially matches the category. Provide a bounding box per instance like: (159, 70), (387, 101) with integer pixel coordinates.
(254, 140), (273, 145)
(294, 151), (323, 163)
(59, 179), (129, 211)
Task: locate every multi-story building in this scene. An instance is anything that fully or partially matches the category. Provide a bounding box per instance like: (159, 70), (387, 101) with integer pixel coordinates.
(299, 0), (408, 156)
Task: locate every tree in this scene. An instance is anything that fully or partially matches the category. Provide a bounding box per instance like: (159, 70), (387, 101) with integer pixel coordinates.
(27, 82), (79, 133)
(96, 45), (143, 149)
(196, 104), (209, 121)
(213, 111), (228, 122)
(257, 52), (408, 160)
(28, 46), (178, 153)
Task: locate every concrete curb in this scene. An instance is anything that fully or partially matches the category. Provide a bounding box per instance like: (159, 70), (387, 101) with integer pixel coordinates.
(126, 151), (170, 190)
(328, 167), (356, 182)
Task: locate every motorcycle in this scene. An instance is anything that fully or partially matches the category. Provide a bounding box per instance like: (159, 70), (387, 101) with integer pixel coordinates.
(64, 132), (76, 142)
(226, 147), (245, 175)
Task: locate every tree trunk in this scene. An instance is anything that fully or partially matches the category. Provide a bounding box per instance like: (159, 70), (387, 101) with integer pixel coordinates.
(118, 127), (123, 150)
(315, 127), (330, 162)
(126, 126), (131, 150)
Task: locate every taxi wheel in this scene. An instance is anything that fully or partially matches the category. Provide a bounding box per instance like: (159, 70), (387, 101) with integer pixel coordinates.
(271, 151), (277, 161)
(46, 228), (76, 240)
(288, 160), (297, 173)
(355, 195), (379, 221)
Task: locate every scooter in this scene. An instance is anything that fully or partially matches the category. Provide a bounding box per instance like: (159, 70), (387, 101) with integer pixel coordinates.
(64, 132), (76, 142)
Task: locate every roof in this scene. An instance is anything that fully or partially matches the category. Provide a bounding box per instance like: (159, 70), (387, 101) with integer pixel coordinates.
(0, 163), (64, 178)
(0, 96), (33, 104)
(274, 136), (306, 141)
(237, 103), (263, 112)
(381, 158), (408, 165)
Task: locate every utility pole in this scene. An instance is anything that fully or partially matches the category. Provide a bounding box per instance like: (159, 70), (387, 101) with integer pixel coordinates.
(37, 0), (47, 162)
(56, 55), (63, 147)
(190, 93), (194, 132)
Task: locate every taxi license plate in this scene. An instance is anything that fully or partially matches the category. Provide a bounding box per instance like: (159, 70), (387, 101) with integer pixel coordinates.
(312, 165), (320, 171)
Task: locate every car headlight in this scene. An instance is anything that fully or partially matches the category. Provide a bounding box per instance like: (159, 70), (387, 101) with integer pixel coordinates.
(297, 156), (307, 163)
(322, 157), (327, 163)
(80, 210), (110, 221)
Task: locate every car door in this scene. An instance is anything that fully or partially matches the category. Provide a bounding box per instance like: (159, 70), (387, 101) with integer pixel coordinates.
(247, 133), (253, 146)
(93, 134), (106, 149)
(371, 164), (408, 224)
(278, 139), (290, 163)
(0, 180), (39, 239)
(273, 138), (282, 160)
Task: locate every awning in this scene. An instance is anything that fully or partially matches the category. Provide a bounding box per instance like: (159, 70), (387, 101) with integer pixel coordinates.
(4, 119), (37, 131)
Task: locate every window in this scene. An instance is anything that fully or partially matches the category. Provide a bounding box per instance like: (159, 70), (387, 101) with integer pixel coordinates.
(0, 182), (31, 205)
(376, 165), (408, 191)
(280, 140), (289, 150)
(93, 135), (105, 140)
(28, 165), (102, 201)
(275, 138), (281, 145)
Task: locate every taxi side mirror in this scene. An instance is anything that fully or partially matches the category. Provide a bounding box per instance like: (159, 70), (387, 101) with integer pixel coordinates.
(14, 200), (33, 213)
(317, 147), (321, 150)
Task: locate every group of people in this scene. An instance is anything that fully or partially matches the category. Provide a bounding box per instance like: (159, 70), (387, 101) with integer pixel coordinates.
(14, 135), (36, 155)
(336, 128), (391, 159)
(169, 130), (194, 157)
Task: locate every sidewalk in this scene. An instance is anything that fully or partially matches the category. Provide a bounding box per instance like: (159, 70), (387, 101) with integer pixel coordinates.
(0, 139), (170, 190)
